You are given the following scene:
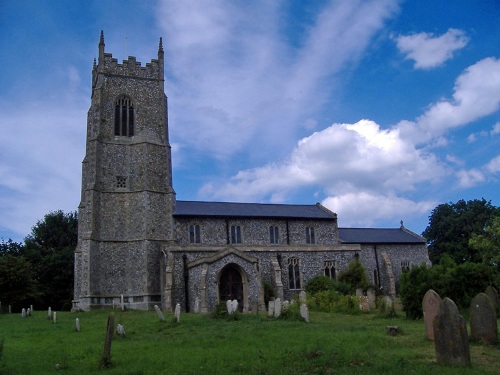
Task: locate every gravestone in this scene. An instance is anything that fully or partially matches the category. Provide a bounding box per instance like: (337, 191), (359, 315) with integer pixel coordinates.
(175, 303), (181, 322)
(27, 308), (31, 316)
(21, 308), (26, 318)
(300, 303), (309, 322)
(359, 296), (370, 312)
(101, 313), (115, 368)
(283, 300), (290, 312)
(226, 300), (233, 314)
(231, 299), (238, 314)
(116, 323), (125, 336)
(31, 305), (34, 314)
(299, 291), (307, 304)
(433, 298), (470, 367)
(367, 288), (376, 309)
(48, 307), (52, 319)
(274, 298), (282, 318)
(53, 311), (57, 324)
(355, 288), (364, 297)
(470, 293), (497, 345)
(120, 295), (124, 311)
(194, 297), (200, 313)
(484, 286), (498, 314)
(75, 318), (80, 332)
(383, 296), (393, 310)
(423, 289), (442, 341)
(9, 305), (12, 314)
(251, 301), (259, 314)
(154, 305), (165, 321)
(268, 300), (275, 317)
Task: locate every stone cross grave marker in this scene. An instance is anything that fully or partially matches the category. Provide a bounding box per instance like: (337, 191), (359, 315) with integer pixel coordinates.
(470, 293), (497, 345)
(154, 304), (165, 321)
(175, 303), (181, 322)
(484, 285), (498, 314)
(274, 298), (282, 318)
(300, 303), (309, 322)
(268, 300), (275, 317)
(433, 297), (471, 367)
(423, 289), (442, 341)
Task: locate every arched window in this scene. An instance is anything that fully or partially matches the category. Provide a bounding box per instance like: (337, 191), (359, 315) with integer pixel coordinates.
(324, 260), (336, 279)
(288, 257), (301, 290)
(114, 95), (134, 136)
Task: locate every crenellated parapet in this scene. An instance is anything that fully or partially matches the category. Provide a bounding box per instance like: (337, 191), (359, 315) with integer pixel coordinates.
(101, 54), (162, 80)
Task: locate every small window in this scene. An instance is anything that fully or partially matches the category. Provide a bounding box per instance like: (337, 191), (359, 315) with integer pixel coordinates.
(401, 261), (410, 272)
(116, 176), (127, 188)
(305, 226), (315, 244)
(114, 95), (134, 137)
(230, 225), (242, 244)
(288, 257), (301, 290)
(269, 225), (279, 244)
(324, 260), (336, 279)
(189, 224), (201, 244)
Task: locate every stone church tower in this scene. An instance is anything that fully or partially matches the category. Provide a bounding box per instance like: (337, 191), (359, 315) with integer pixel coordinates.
(73, 32), (176, 310)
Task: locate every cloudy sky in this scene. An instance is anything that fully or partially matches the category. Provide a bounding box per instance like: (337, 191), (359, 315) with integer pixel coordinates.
(1, 0), (500, 242)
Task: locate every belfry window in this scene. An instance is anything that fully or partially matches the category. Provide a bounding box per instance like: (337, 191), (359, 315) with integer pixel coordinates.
(288, 257), (301, 290)
(114, 95), (134, 136)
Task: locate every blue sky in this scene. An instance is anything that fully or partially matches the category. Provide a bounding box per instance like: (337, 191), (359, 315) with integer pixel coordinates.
(1, 0), (500, 242)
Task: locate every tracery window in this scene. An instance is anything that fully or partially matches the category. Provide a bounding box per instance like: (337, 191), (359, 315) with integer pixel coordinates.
(305, 226), (315, 244)
(288, 257), (301, 290)
(269, 225), (279, 244)
(324, 260), (336, 279)
(114, 95), (134, 136)
(401, 261), (410, 272)
(189, 224), (201, 244)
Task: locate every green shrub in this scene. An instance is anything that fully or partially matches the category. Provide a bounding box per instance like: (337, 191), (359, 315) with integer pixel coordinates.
(310, 290), (359, 314)
(263, 281), (276, 309)
(338, 259), (370, 290)
(305, 275), (334, 295)
(331, 280), (355, 295)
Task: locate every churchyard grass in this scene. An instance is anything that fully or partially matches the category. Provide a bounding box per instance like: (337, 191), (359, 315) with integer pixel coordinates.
(0, 309), (498, 374)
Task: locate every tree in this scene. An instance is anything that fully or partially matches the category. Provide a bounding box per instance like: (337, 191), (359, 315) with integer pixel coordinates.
(23, 210), (78, 310)
(423, 199), (499, 264)
(338, 258), (370, 290)
(469, 214), (500, 271)
(0, 255), (41, 310)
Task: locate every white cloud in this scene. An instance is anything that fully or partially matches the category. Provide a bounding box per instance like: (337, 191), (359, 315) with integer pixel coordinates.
(397, 57), (500, 144)
(486, 155), (500, 173)
(322, 192), (436, 228)
(456, 169), (485, 188)
(395, 28), (468, 69)
(491, 122), (500, 135)
(156, 0), (399, 160)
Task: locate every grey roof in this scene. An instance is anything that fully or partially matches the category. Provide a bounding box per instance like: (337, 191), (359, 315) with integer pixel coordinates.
(338, 228), (426, 244)
(174, 200), (336, 220)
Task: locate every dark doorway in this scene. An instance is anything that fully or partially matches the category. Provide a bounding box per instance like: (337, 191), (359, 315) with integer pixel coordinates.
(219, 264), (243, 310)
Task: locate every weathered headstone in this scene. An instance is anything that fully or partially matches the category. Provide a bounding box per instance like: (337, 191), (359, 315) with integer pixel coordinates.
(116, 323), (125, 336)
(75, 318), (80, 332)
(299, 291), (307, 304)
(120, 295), (124, 311)
(433, 298), (470, 367)
(484, 286), (498, 314)
(101, 313), (115, 368)
(194, 297), (200, 313)
(355, 288), (364, 297)
(268, 300), (275, 317)
(48, 307), (52, 319)
(283, 300), (290, 312)
(21, 308), (26, 318)
(359, 296), (370, 312)
(30, 305), (34, 314)
(226, 299), (233, 314)
(300, 303), (309, 322)
(274, 298), (282, 318)
(27, 307), (31, 316)
(231, 299), (238, 314)
(423, 289), (442, 341)
(367, 288), (376, 309)
(154, 304), (165, 321)
(9, 305), (12, 314)
(53, 311), (57, 324)
(175, 303), (181, 322)
(470, 293), (497, 345)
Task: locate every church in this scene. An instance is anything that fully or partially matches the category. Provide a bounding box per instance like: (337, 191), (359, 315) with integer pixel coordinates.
(73, 33), (430, 312)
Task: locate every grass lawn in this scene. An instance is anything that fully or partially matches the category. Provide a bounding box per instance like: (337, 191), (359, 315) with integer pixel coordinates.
(0, 308), (499, 374)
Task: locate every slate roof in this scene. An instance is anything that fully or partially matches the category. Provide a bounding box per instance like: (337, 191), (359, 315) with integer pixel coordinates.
(174, 200), (336, 219)
(338, 228), (426, 244)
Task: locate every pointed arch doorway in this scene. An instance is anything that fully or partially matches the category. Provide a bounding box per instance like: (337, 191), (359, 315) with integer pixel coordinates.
(218, 264), (244, 311)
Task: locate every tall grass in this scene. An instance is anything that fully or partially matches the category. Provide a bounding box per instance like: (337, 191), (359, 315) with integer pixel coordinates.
(0, 308), (498, 374)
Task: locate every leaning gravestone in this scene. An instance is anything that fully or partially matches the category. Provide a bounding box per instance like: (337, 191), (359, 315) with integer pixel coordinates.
(423, 289), (442, 341)
(470, 293), (497, 345)
(484, 286), (498, 314)
(433, 298), (470, 367)
(154, 305), (165, 321)
(300, 303), (309, 323)
(274, 298), (282, 318)
(268, 300), (275, 317)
